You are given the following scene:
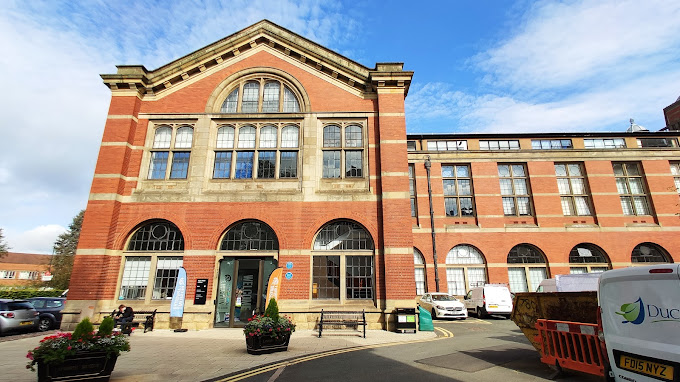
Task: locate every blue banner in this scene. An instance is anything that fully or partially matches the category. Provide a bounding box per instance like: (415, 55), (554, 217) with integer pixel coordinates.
(170, 267), (187, 318)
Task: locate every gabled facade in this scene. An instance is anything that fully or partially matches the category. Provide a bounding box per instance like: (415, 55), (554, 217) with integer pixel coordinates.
(64, 20), (415, 330)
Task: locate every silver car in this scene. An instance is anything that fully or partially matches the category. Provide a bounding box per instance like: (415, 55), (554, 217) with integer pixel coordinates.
(0, 299), (39, 335)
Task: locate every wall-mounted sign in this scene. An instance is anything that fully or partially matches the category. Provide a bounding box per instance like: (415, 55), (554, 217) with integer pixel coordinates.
(284, 272), (293, 280)
(286, 262), (293, 269)
(194, 278), (208, 305)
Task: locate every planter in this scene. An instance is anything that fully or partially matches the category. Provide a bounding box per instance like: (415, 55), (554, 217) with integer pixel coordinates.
(36, 352), (118, 382)
(245, 333), (291, 355)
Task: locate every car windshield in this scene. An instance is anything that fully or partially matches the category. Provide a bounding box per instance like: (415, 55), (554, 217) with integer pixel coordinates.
(431, 295), (457, 302)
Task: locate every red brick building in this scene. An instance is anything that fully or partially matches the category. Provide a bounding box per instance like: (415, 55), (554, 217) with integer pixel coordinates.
(63, 20), (679, 330)
(0, 253), (50, 286)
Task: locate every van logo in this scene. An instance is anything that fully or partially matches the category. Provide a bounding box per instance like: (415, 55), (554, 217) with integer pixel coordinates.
(616, 297), (645, 324)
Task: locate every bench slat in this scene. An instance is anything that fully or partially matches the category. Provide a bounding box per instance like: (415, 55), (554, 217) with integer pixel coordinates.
(318, 309), (366, 338)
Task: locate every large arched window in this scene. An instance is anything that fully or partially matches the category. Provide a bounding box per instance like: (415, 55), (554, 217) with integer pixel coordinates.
(220, 77), (301, 113)
(507, 244), (548, 293)
(445, 245), (487, 295)
(121, 220), (185, 301)
(414, 248), (427, 296)
(220, 221), (278, 251)
(632, 243), (672, 264)
(312, 220), (374, 300)
(569, 244), (611, 273)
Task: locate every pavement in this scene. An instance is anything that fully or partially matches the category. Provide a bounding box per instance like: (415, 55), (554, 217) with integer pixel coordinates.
(0, 328), (437, 381)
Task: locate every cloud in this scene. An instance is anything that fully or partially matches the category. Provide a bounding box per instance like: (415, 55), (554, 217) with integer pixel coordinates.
(6, 225), (67, 254)
(407, 0), (680, 133)
(474, 0), (680, 92)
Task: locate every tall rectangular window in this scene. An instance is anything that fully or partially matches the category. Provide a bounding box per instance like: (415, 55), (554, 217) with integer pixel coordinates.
(555, 163), (592, 216)
(148, 152), (169, 179)
(442, 164), (474, 216)
(235, 152), (254, 179)
(346, 256), (373, 299)
(279, 152), (297, 178)
(414, 268), (426, 296)
(257, 151), (276, 179)
(409, 164), (417, 217)
(671, 162), (680, 195)
(213, 152), (232, 178)
(169, 152), (190, 179)
(119, 256), (150, 300)
(323, 151), (341, 178)
(498, 164), (533, 216)
(613, 162), (651, 215)
(322, 124), (365, 179)
(312, 256), (340, 299)
(152, 257), (183, 300)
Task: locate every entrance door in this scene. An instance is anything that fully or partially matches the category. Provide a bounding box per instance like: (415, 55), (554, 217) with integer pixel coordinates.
(215, 257), (277, 327)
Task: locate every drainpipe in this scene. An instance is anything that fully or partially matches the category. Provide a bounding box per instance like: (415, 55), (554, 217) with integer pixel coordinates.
(424, 156), (440, 292)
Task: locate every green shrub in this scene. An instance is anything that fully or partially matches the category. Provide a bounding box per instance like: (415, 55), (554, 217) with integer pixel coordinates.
(0, 289), (65, 299)
(72, 317), (94, 341)
(98, 316), (115, 336)
(264, 298), (280, 320)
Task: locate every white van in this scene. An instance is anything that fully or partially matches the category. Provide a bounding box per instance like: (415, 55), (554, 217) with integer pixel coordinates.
(464, 284), (513, 318)
(598, 264), (680, 382)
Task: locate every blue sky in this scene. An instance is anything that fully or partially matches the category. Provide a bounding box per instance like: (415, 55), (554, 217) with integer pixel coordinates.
(1, 0), (679, 253)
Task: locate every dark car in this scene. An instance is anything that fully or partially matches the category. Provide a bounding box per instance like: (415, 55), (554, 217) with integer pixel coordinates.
(28, 297), (66, 331)
(0, 299), (39, 335)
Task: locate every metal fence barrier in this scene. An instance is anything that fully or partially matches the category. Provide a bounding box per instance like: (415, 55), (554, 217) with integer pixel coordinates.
(535, 318), (605, 377)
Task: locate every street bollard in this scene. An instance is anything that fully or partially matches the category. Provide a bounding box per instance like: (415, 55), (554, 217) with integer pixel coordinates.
(418, 306), (434, 331)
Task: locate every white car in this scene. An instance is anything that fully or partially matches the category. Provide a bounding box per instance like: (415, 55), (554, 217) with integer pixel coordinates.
(417, 292), (468, 319)
(464, 284), (513, 318)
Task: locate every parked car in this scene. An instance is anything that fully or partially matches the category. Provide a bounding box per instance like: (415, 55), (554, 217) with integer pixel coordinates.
(464, 284), (513, 318)
(417, 292), (468, 319)
(28, 297), (66, 331)
(599, 263), (680, 382)
(0, 299), (39, 335)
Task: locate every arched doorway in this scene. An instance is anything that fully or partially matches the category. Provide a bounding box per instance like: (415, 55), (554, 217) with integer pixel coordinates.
(215, 220), (279, 327)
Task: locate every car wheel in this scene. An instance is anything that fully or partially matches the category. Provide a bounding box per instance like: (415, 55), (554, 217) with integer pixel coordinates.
(431, 308), (437, 319)
(478, 307), (488, 319)
(460, 317), (466, 320)
(38, 317), (53, 332)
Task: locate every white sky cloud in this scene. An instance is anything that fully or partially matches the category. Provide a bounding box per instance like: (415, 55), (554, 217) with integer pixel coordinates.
(7, 225), (67, 255)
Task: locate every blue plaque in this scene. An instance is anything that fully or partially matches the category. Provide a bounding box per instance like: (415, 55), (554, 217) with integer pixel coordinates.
(285, 272), (293, 280)
(286, 262), (293, 269)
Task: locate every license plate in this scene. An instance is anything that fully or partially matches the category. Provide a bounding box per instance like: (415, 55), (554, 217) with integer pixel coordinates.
(489, 305), (498, 308)
(619, 354), (674, 381)
(20, 321), (33, 326)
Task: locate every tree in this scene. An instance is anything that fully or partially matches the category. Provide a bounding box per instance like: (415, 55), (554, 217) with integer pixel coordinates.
(48, 210), (85, 289)
(0, 228), (9, 259)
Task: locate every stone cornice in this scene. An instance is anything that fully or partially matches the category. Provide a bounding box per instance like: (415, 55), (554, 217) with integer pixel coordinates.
(101, 20), (413, 98)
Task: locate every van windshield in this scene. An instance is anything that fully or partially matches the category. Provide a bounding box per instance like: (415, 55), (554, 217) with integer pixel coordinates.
(431, 295), (457, 302)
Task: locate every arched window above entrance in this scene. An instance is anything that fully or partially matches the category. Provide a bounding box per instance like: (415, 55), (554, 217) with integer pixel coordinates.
(313, 221), (374, 251)
(220, 221), (278, 251)
(507, 245), (546, 264)
(632, 243), (671, 263)
(507, 244), (548, 293)
(127, 220), (184, 251)
(445, 245), (487, 295)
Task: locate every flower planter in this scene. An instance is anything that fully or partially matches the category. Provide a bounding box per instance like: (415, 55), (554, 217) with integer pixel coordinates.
(245, 334), (291, 355)
(36, 352), (118, 382)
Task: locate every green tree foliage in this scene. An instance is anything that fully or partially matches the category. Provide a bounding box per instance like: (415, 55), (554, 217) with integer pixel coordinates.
(48, 210), (84, 290)
(264, 298), (280, 320)
(72, 317), (94, 341)
(98, 316), (115, 336)
(0, 228), (9, 259)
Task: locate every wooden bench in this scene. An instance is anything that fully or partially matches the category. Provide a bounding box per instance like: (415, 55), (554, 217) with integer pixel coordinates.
(318, 309), (366, 338)
(107, 309), (157, 335)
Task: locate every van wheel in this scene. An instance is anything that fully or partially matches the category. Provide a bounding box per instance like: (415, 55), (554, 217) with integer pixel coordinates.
(431, 309), (438, 319)
(478, 307), (488, 319)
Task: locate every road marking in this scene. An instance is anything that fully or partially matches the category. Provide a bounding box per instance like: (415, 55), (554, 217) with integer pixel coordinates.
(266, 366), (286, 382)
(213, 333), (451, 382)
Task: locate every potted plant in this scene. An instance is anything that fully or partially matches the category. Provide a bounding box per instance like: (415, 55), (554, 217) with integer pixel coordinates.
(244, 298), (296, 355)
(27, 316), (130, 382)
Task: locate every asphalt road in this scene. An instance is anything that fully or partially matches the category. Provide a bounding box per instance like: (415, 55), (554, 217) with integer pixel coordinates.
(217, 315), (605, 382)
